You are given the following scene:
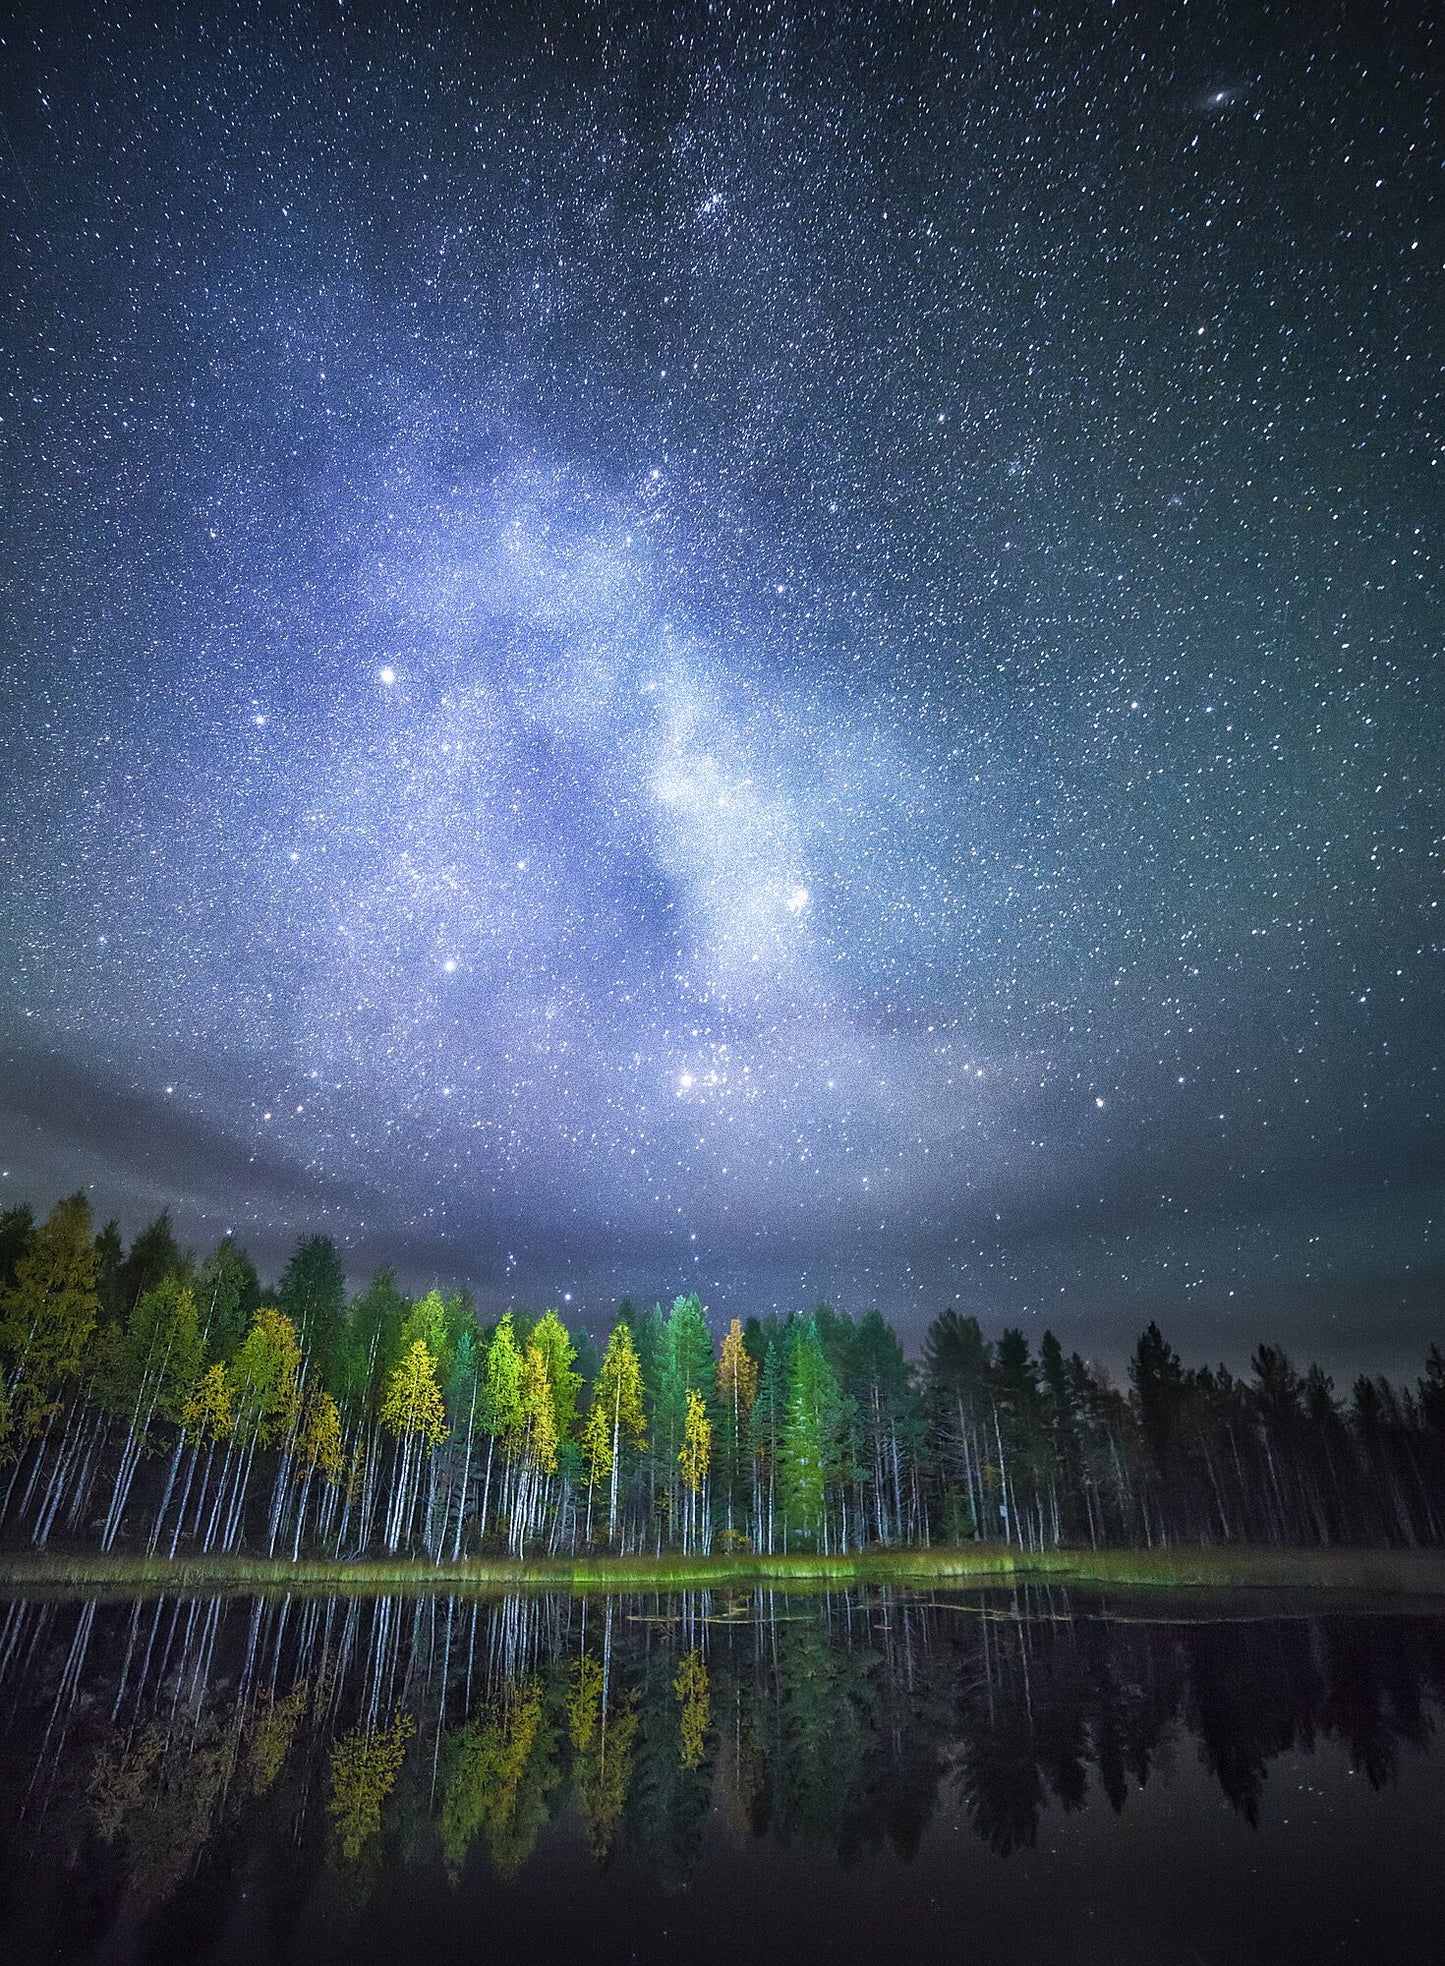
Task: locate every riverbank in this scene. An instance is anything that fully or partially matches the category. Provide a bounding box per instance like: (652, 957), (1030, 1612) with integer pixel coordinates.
(2, 1541), (1445, 1600)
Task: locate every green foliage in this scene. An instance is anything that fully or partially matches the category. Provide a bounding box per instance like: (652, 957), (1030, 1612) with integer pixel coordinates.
(0, 1205), (35, 1292)
(0, 1193), (100, 1436)
(779, 1320), (847, 1545)
(110, 1277), (204, 1430)
(646, 1295), (716, 1498)
(277, 1236), (347, 1390)
(338, 1269), (408, 1416)
(229, 1307), (303, 1447)
(399, 1290), (453, 1382)
(329, 1711), (414, 1864)
(530, 1309), (582, 1447)
(116, 1212), (186, 1314)
(440, 1683), (558, 1879)
(194, 1236), (260, 1363)
(483, 1314), (525, 1445)
(583, 1320), (647, 1487)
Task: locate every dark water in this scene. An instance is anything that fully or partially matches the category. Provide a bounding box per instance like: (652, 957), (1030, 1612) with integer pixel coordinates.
(0, 1588), (1441, 1964)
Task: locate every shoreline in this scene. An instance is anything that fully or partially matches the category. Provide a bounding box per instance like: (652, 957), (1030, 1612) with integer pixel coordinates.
(2, 1542), (1445, 1601)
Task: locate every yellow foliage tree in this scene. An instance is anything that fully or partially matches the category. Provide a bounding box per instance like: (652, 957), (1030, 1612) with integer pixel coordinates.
(583, 1320), (647, 1539)
(181, 1362), (233, 1445)
(379, 1339), (448, 1448)
(530, 1308), (582, 1446)
(328, 1711), (414, 1865)
(675, 1648), (711, 1771)
(0, 1194), (99, 1437)
(520, 1337), (558, 1475)
(718, 1317), (759, 1419)
(568, 1654), (605, 1755)
(679, 1386), (712, 1495)
(298, 1389), (345, 1484)
(229, 1306), (302, 1447)
(245, 1682), (309, 1798)
(440, 1683), (555, 1881)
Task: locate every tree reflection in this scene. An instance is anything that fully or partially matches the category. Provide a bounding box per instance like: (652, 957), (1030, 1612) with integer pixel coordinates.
(0, 1586), (1441, 1946)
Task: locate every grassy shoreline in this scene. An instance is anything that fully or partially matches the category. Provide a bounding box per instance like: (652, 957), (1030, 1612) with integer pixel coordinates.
(2, 1542), (1445, 1601)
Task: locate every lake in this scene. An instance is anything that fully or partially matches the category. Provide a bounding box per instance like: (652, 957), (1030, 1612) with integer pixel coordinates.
(0, 1585), (1441, 1963)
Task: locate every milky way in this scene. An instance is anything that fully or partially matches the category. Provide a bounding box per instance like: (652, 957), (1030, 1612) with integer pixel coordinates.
(1, 4), (1439, 1369)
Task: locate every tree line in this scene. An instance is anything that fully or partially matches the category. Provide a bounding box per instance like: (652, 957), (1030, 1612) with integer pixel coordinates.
(1, 1193), (1442, 1559)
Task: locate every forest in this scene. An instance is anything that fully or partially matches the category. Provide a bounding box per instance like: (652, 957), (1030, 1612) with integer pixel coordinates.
(1, 1193), (1443, 1562)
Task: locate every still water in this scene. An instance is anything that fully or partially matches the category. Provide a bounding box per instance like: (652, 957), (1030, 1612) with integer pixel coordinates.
(0, 1586), (1441, 1964)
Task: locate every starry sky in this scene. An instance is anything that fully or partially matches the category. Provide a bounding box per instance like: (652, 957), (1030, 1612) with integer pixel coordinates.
(0, 2), (1440, 1373)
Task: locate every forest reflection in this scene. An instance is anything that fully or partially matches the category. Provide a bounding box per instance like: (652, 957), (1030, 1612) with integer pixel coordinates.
(1, 1589), (1443, 1928)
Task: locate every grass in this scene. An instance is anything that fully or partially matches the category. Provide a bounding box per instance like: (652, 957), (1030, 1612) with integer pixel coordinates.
(2, 1541), (1445, 1602)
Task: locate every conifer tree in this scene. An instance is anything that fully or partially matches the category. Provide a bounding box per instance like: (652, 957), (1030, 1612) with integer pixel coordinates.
(778, 1319), (846, 1550)
(115, 1211), (183, 1315)
(0, 1205), (35, 1292)
(277, 1235), (347, 1390)
(338, 1268), (409, 1418)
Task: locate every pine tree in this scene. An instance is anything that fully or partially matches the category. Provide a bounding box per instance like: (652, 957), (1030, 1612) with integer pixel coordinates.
(778, 1319), (846, 1550)
(337, 1268), (408, 1419)
(115, 1211), (184, 1315)
(277, 1235), (347, 1390)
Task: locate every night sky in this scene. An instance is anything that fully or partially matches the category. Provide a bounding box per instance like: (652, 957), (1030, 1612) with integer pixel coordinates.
(1, 3), (1440, 1373)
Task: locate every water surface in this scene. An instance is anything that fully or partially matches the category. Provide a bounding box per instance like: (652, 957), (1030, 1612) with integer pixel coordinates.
(0, 1586), (1441, 1963)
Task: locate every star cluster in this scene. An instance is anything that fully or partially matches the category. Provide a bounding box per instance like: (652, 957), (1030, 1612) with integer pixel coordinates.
(0, 3), (1439, 1369)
